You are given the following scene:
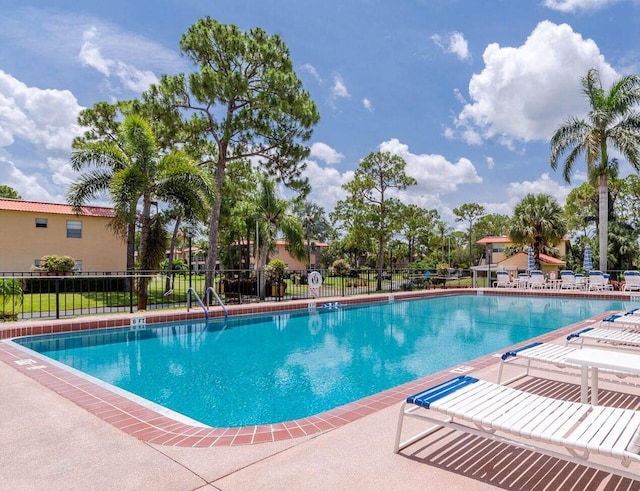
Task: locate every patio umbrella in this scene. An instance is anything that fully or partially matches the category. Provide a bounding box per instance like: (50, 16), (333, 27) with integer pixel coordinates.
(583, 244), (593, 272)
(527, 246), (535, 272)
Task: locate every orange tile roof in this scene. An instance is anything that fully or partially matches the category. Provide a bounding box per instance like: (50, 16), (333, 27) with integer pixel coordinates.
(476, 236), (511, 244)
(0, 198), (115, 218)
(539, 252), (566, 265)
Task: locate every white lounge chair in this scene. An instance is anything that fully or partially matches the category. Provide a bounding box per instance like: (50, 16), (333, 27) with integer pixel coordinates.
(567, 327), (640, 349)
(515, 273), (529, 288)
(560, 270), (578, 289)
(528, 270), (546, 289)
(493, 271), (513, 288)
(588, 270), (613, 291)
(497, 341), (639, 385)
(394, 375), (640, 480)
(623, 271), (640, 292)
(600, 313), (640, 329)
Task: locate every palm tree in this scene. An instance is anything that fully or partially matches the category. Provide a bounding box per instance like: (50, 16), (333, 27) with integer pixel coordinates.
(550, 68), (640, 272)
(68, 114), (214, 309)
(293, 200), (331, 267)
(254, 175), (306, 299)
(509, 193), (566, 269)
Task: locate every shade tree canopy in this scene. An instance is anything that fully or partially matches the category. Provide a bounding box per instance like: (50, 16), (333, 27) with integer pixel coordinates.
(550, 68), (640, 272)
(142, 17), (320, 290)
(332, 151), (416, 290)
(509, 193), (566, 270)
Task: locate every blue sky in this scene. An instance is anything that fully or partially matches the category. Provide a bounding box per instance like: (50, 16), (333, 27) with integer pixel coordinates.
(1, 0), (640, 227)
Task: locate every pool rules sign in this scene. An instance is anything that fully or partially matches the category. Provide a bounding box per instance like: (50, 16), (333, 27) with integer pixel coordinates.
(308, 271), (322, 297)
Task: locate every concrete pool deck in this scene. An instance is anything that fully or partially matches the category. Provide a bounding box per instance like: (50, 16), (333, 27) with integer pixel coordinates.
(2, 289), (640, 490)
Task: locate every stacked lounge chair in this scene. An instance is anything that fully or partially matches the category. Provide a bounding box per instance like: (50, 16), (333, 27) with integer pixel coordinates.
(567, 326), (640, 349)
(497, 341), (639, 385)
(600, 312), (640, 329)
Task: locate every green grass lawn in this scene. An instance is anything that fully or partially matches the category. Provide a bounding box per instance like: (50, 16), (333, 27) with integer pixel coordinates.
(3, 272), (476, 318)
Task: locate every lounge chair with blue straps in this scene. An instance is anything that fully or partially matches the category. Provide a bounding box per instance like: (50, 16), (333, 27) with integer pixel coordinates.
(394, 375), (640, 480)
(623, 271), (640, 292)
(497, 341), (639, 385)
(493, 270), (514, 288)
(588, 270), (613, 291)
(567, 327), (640, 349)
(600, 311), (640, 329)
(560, 270), (578, 289)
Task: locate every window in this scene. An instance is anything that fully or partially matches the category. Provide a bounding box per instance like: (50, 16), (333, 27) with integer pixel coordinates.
(35, 218), (48, 228)
(66, 220), (82, 238)
(73, 260), (82, 271)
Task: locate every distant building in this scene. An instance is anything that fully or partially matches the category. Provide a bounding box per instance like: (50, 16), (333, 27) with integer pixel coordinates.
(474, 235), (568, 279)
(269, 239), (328, 270)
(225, 238), (329, 271)
(0, 198), (127, 272)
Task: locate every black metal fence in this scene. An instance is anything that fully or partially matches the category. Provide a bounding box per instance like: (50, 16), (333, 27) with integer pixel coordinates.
(0, 268), (470, 321)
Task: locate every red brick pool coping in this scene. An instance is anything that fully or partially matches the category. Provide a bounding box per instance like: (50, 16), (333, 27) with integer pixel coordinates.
(0, 288), (630, 447)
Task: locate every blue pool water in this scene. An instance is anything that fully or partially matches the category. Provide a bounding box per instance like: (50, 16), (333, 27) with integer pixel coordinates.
(15, 295), (631, 427)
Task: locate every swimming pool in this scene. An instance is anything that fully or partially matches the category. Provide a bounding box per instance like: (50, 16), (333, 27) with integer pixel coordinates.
(14, 295), (630, 427)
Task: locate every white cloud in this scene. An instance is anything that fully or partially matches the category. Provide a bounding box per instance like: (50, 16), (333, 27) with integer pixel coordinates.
(451, 21), (618, 147)
(0, 70), (83, 152)
(0, 9), (183, 98)
(302, 139), (482, 218)
(362, 98), (373, 112)
(543, 0), (623, 12)
(329, 74), (350, 108)
(79, 27), (111, 75)
(301, 63), (323, 84)
(485, 156), (495, 170)
(431, 32), (471, 60)
(1, 159), (56, 202)
(310, 142), (345, 165)
(0, 71), (86, 202)
(506, 173), (572, 206)
(472, 173), (574, 218)
(378, 138), (482, 195)
(449, 32), (470, 60)
(79, 27), (159, 92)
(302, 159), (351, 212)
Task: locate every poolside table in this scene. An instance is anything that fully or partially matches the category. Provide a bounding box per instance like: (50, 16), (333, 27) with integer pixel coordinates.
(564, 348), (640, 404)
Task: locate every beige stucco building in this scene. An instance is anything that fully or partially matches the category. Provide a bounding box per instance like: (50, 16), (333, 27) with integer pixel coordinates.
(0, 198), (126, 272)
(476, 235), (568, 276)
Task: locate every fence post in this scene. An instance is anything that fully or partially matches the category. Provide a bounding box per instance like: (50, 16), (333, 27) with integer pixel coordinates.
(129, 273), (134, 313)
(55, 278), (60, 319)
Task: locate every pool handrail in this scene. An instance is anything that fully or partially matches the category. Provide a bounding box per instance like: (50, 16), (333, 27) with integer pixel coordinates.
(187, 287), (229, 322)
(205, 286), (228, 322)
(186, 287), (216, 321)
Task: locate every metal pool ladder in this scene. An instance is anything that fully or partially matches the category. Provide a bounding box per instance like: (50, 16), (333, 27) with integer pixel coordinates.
(187, 287), (228, 322)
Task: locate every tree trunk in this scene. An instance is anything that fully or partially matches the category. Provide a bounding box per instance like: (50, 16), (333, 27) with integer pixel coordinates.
(205, 159), (225, 293)
(165, 217), (181, 293)
(137, 196), (152, 310)
(376, 237), (384, 291)
(258, 240), (268, 300)
(598, 174), (608, 272)
(126, 222), (136, 294)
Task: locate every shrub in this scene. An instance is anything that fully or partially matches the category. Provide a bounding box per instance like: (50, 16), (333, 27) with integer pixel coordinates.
(332, 259), (351, 277)
(41, 255), (76, 272)
(436, 263), (450, 276)
(266, 259), (286, 280)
